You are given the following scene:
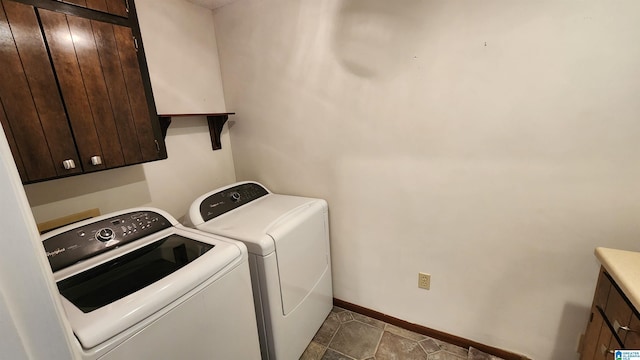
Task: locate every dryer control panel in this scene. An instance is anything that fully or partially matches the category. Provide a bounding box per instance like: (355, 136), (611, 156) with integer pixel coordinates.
(200, 182), (269, 222)
(42, 211), (171, 272)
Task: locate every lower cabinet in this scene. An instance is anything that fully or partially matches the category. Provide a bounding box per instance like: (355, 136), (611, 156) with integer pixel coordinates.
(580, 267), (639, 360)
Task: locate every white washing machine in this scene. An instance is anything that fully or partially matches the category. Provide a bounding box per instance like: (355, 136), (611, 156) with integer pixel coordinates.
(186, 181), (333, 360)
(41, 207), (261, 360)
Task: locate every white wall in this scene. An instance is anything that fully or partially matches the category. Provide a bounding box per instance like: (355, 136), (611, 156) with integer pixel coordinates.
(135, 0), (226, 114)
(0, 127), (78, 359)
(25, 0), (235, 224)
(212, 0), (640, 359)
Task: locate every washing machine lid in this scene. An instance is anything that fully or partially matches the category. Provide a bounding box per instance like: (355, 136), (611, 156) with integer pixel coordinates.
(57, 233), (213, 313)
(194, 194), (321, 255)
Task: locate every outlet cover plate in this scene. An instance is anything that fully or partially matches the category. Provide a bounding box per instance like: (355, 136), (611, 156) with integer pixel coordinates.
(418, 272), (431, 290)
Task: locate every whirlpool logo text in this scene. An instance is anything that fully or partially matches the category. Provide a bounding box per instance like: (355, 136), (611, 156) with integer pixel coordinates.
(46, 248), (65, 257)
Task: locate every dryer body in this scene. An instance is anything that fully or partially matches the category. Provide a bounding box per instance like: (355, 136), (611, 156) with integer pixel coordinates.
(187, 182), (333, 360)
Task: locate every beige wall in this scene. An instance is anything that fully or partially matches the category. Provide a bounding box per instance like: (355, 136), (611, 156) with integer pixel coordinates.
(213, 0), (640, 358)
(25, 0), (235, 223)
(135, 0), (226, 114)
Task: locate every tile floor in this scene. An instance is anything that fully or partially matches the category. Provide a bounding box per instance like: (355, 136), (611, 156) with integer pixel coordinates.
(300, 306), (503, 360)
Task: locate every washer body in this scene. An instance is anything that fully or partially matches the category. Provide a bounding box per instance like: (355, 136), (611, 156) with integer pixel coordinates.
(41, 207), (261, 360)
(186, 182), (333, 360)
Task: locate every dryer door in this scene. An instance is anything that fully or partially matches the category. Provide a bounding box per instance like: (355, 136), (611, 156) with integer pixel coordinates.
(267, 202), (329, 315)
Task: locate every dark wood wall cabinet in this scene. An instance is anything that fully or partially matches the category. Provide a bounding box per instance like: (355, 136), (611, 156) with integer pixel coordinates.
(0, 0), (166, 184)
(579, 267), (640, 360)
(60, 0), (129, 18)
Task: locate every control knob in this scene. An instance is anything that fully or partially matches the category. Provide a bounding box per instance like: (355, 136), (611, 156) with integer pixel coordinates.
(95, 228), (116, 242)
(229, 191), (241, 202)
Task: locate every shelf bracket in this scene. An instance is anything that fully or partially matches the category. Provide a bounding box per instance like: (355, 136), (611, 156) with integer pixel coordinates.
(158, 116), (171, 139)
(157, 113), (234, 151)
(206, 114), (229, 150)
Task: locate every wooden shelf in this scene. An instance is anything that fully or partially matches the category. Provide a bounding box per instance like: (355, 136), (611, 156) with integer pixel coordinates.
(158, 113), (235, 150)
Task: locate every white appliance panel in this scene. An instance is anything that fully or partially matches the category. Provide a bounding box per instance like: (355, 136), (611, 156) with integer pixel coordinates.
(97, 261), (258, 360)
(256, 252), (333, 359)
(268, 200), (329, 315)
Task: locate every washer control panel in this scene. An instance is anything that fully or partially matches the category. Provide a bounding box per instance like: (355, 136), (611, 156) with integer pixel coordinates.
(42, 211), (171, 272)
(200, 182), (268, 222)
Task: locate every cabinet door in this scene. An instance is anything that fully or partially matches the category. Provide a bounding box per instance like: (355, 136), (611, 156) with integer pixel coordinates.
(604, 284), (633, 342)
(0, 97), (26, 180)
(581, 310), (606, 360)
(624, 313), (640, 348)
(0, 0), (81, 182)
(593, 316), (622, 360)
(60, 0), (128, 18)
(593, 270), (612, 310)
(39, 8), (161, 171)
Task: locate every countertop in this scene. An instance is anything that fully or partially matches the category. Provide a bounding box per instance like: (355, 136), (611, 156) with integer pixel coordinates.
(595, 247), (640, 310)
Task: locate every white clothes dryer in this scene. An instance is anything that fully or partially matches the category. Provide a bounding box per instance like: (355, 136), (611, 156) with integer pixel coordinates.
(186, 181), (333, 360)
(41, 207), (261, 360)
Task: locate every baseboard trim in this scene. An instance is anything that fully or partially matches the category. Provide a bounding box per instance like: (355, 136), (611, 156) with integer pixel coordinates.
(333, 298), (529, 360)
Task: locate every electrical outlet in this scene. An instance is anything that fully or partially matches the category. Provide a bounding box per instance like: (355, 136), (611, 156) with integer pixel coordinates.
(418, 272), (431, 290)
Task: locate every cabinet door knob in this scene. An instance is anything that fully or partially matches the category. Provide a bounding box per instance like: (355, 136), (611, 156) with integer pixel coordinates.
(90, 156), (102, 166)
(62, 159), (76, 170)
(614, 319), (637, 333)
(600, 344), (614, 355)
